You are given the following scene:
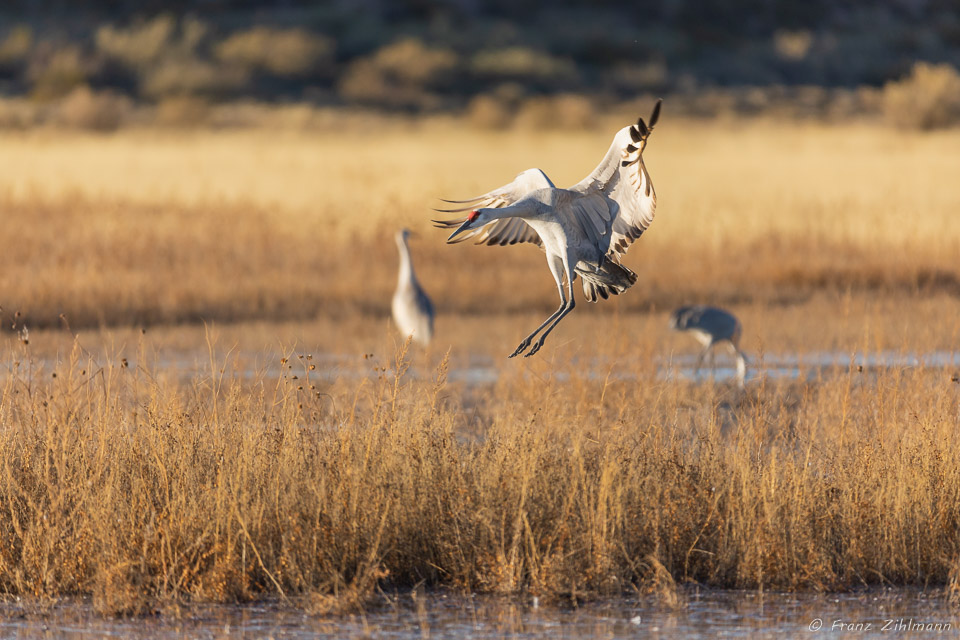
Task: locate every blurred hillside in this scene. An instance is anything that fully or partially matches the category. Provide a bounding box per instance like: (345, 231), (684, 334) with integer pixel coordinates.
(2, 0), (960, 128)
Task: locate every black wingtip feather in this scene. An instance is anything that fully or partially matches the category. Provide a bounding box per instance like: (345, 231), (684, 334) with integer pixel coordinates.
(649, 99), (662, 128)
(431, 218), (467, 229)
(629, 127), (641, 143)
(439, 197), (483, 204)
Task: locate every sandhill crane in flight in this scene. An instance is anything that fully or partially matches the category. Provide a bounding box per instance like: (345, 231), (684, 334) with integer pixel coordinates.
(392, 229), (434, 345)
(669, 305), (747, 387)
(433, 100), (662, 357)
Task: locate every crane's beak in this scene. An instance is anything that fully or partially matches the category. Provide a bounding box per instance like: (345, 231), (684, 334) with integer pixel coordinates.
(446, 218), (475, 243)
(432, 210), (481, 243)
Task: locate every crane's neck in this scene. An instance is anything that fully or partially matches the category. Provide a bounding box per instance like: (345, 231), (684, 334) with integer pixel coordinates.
(396, 236), (416, 286)
(480, 199), (541, 222)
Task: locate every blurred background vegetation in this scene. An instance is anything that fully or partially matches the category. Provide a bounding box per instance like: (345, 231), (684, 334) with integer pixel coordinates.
(1, 0), (960, 129)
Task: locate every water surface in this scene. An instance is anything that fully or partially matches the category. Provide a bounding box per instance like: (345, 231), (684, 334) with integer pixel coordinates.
(2, 590), (957, 639)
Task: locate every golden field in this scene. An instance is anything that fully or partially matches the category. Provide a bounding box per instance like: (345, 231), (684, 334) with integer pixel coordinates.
(1, 118), (959, 329)
(1, 115), (960, 614)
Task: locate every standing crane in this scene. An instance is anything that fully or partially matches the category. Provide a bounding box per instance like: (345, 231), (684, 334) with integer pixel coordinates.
(669, 305), (747, 387)
(433, 100), (662, 358)
(392, 228), (434, 345)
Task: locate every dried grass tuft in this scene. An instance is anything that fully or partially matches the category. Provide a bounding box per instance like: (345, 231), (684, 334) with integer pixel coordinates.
(0, 337), (958, 613)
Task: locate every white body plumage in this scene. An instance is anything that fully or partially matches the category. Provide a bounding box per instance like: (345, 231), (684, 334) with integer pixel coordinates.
(392, 229), (434, 345)
(434, 100), (662, 358)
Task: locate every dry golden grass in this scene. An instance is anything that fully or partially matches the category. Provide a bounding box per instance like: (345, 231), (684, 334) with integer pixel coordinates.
(0, 330), (959, 614)
(1, 117), (960, 614)
(0, 120), (959, 329)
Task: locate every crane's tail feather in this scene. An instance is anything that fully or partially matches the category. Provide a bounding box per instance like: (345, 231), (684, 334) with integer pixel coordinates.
(577, 259), (638, 303)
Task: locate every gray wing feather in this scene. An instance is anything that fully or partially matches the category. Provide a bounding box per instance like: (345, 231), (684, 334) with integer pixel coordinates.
(437, 168), (554, 247)
(476, 217), (539, 246)
(554, 192), (618, 262)
(414, 283), (434, 318)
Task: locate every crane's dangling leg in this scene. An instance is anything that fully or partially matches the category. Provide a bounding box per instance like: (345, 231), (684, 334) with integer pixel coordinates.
(525, 255), (576, 357)
(694, 345), (710, 377)
(730, 342), (747, 389)
(509, 255), (567, 358)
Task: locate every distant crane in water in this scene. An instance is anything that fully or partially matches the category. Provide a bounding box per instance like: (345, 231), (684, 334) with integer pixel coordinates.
(434, 100), (662, 358)
(669, 305), (747, 387)
(392, 229), (434, 345)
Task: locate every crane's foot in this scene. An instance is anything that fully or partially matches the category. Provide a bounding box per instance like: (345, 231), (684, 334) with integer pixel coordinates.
(508, 338), (531, 358)
(524, 339), (546, 357)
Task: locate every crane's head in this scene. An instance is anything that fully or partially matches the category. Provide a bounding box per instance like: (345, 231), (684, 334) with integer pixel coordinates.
(432, 209), (484, 243)
(395, 228), (417, 245)
(622, 99), (662, 166)
(668, 306), (692, 330)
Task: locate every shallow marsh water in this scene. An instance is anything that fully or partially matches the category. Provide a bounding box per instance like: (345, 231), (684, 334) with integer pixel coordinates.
(2, 590), (957, 639)
(3, 341), (957, 389)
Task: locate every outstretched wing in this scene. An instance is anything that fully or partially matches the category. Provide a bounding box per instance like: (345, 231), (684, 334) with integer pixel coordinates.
(432, 168), (554, 246)
(571, 101), (660, 260)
